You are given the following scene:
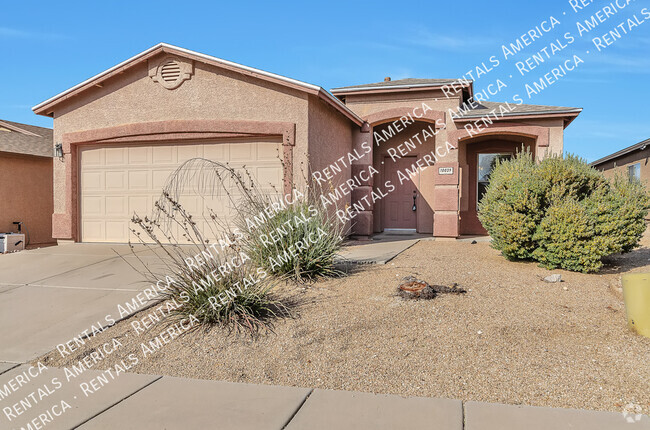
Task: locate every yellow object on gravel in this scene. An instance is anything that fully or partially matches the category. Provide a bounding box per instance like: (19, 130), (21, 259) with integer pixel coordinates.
(622, 273), (650, 338)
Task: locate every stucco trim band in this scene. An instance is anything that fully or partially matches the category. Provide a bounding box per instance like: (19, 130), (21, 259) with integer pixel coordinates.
(448, 122), (550, 148)
(364, 107), (446, 128)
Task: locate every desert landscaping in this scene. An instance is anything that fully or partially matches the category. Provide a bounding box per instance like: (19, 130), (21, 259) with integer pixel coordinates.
(39, 230), (650, 415)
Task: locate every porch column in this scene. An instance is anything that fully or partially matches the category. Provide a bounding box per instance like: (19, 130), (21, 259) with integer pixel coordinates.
(432, 161), (460, 237)
(350, 123), (373, 238)
(433, 126), (460, 238)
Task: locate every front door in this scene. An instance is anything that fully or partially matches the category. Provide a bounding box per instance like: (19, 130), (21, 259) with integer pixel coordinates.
(383, 156), (417, 230)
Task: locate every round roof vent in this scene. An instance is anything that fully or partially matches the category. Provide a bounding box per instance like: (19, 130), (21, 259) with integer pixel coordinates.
(160, 60), (182, 84)
(149, 56), (194, 90)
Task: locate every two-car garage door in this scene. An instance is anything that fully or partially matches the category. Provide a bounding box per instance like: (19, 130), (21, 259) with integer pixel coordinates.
(79, 139), (283, 243)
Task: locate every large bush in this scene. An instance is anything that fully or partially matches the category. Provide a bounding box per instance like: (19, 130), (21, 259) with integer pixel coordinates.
(478, 152), (649, 273)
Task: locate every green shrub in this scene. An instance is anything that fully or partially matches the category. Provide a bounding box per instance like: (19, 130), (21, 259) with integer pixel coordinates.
(478, 152), (649, 273)
(236, 196), (346, 281)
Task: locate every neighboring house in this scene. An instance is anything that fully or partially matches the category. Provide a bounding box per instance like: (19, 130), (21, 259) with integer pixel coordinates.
(33, 43), (581, 243)
(590, 138), (650, 184)
(0, 119), (54, 245)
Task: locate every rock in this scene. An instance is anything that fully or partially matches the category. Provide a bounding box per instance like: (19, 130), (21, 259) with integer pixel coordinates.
(471, 240), (478, 244)
(544, 274), (563, 283)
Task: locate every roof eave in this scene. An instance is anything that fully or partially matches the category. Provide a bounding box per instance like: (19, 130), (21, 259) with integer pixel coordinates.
(331, 81), (472, 96)
(454, 109), (582, 125)
(590, 138), (650, 166)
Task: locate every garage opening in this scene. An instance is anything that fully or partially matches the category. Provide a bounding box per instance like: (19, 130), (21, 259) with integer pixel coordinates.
(79, 138), (283, 243)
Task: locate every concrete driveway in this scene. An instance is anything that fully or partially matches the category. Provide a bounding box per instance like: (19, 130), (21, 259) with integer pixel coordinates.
(0, 244), (157, 363)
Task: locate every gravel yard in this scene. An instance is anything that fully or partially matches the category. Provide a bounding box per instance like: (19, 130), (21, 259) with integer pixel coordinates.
(39, 235), (650, 414)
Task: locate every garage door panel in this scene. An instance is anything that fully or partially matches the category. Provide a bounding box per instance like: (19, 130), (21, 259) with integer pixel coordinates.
(152, 146), (174, 163)
(106, 221), (128, 241)
(105, 147), (126, 165)
(230, 143), (253, 161)
(80, 139), (282, 243)
(82, 221), (104, 242)
(257, 143), (280, 160)
(81, 196), (104, 216)
(128, 146), (149, 164)
(178, 145), (202, 162)
(81, 171), (103, 191)
(105, 196), (126, 216)
(105, 171), (126, 190)
(129, 196), (150, 215)
(127, 170), (150, 190)
(203, 144), (226, 160)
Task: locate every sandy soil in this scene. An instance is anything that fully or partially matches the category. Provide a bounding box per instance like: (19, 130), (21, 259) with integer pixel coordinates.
(39, 233), (650, 414)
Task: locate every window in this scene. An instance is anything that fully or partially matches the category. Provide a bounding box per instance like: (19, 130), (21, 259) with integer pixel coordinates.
(478, 153), (512, 204)
(628, 163), (641, 182)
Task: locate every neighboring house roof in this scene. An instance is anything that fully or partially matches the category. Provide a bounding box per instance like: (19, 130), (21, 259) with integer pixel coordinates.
(590, 137), (650, 167)
(331, 78), (463, 93)
(456, 101), (582, 124)
(32, 43), (364, 126)
(0, 119), (53, 157)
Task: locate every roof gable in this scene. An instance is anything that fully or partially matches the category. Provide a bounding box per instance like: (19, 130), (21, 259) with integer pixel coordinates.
(33, 43), (362, 126)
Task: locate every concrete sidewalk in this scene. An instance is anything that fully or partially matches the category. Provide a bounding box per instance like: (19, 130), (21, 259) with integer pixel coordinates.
(0, 363), (647, 430)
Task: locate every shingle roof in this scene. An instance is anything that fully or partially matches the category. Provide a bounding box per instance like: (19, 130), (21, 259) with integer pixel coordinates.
(590, 137), (650, 166)
(456, 101), (582, 118)
(331, 78), (460, 93)
(0, 119), (53, 157)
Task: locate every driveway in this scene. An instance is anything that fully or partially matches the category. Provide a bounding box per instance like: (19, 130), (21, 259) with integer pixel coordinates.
(0, 238), (419, 363)
(0, 244), (155, 363)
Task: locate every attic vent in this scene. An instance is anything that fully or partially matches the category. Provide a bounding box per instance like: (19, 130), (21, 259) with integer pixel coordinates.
(160, 60), (181, 83)
(148, 56), (194, 90)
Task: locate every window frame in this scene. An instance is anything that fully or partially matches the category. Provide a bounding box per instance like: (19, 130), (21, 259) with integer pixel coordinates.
(628, 163), (641, 183)
(477, 152), (512, 205)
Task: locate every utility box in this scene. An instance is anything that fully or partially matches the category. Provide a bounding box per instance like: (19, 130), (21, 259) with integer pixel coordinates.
(622, 273), (650, 338)
(0, 233), (25, 253)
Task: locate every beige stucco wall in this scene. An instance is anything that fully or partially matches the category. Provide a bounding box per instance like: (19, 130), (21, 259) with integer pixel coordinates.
(598, 148), (650, 187)
(51, 52), (312, 215)
(343, 89), (462, 121)
(0, 152), (53, 244)
(307, 94), (354, 196)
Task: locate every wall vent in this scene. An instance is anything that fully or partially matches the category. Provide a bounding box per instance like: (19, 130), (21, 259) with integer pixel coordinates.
(160, 60), (182, 83)
(148, 56), (194, 90)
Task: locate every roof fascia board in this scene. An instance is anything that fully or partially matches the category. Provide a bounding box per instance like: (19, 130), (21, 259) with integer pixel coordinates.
(331, 82), (471, 95)
(454, 110), (582, 122)
(590, 138), (650, 166)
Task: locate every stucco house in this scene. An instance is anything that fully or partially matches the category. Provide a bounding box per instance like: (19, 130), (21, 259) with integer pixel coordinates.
(0, 120), (54, 245)
(33, 43), (582, 244)
(591, 137), (650, 184)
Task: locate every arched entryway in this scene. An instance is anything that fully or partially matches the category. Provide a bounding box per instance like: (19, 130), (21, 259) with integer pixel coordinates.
(370, 116), (444, 234)
(458, 133), (536, 235)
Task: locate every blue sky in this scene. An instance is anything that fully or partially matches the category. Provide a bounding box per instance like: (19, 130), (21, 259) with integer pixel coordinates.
(1, 0), (649, 162)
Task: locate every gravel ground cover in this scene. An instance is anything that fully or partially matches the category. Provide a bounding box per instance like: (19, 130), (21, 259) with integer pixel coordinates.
(39, 234), (650, 414)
